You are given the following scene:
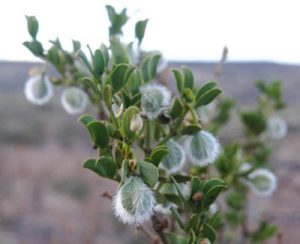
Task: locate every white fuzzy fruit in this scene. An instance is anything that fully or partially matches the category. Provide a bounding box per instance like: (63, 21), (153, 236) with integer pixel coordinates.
(185, 131), (220, 167)
(24, 75), (53, 105)
(61, 87), (88, 114)
(113, 177), (156, 224)
(140, 83), (171, 119)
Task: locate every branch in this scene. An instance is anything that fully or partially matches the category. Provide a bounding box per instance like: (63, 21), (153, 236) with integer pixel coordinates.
(151, 214), (169, 244)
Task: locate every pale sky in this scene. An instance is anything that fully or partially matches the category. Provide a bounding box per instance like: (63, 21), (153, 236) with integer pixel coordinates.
(1, 0), (299, 64)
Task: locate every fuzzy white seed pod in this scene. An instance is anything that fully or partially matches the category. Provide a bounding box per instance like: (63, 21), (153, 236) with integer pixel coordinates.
(140, 83), (171, 120)
(61, 87), (88, 114)
(246, 168), (277, 196)
(130, 113), (144, 132)
(113, 177), (156, 224)
(160, 140), (186, 174)
(24, 75), (53, 105)
(267, 116), (288, 139)
(112, 103), (124, 118)
(185, 131), (220, 167)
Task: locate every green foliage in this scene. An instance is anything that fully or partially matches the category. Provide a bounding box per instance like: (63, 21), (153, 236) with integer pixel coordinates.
(135, 19), (148, 46)
(251, 221), (278, 242)
(141, 54), (161, 82)
(106, 5), (129, 37)
(23, 5), (286, 244)
(241, 110), (266, 135)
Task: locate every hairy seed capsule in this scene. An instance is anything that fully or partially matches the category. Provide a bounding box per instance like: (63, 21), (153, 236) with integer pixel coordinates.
(140, 83), (171, 120)
(160, 140), (185, 174)
(245, 168), (277, 196)
(113, 177), (156, 224)
(24, 75), (53, 105)
(185, 130), (220, 167)
(61, 87), (88, 114)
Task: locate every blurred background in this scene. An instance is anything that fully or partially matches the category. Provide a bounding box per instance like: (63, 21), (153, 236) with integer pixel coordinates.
(1, 0), (300, 243)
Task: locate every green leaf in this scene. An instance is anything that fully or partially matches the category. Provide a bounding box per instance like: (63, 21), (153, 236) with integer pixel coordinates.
(139, 161), (159, 188)
(47, 47), (61, 67)
(105, 5), (128, 36)
(195, 82), (218, 101)
(141, 54), (161, 82)
(23, 41), (44, 57)
(110, 38), (129, 64)
(78, 114), (95, 126)
(182, 66), (194, 89)
(93, 49), (106, 76)
(226, 191), (245, 210)
(83, 158), (99, 175)
(202, 185), (226, 208)
(185, 214), (200, 233)
(26, 16), (39, 39)
(164, 233), (189, 244)
(121, 106), (140, 141)
(172, 175), (191, 183)
(120, 160), (129, 185)
(171, 176), (187, 207)
(195, 88), (222, 107)
(96, 156), (117, 178)
(202, 224), (216, 243)
(100, 44), (109, 67)
(163, 194), (182, 206)
(150, 145), (169, 166)
(181, 124), (202, 135)
(191, 176), (203, 196)
(81, 77), (101, 98)
(78, 50), (93, 73)
(86, 121), (109, 148)
(241, 111), (267, 135)
(251, 221), (278, 242)
(203, 178), (225, 193)
(171, 69), (184, 94)
(110, 64), (136, 92)
(103, 85), (112, 106)
(72, 40), (81, 53)
(169, 99), (183, 119)
(135, 19), (148, 45)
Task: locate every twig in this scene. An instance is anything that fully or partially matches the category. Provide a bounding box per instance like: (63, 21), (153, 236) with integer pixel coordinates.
(136, 225), (159, 244)
(101, 190), (113, 200)
(151, 214), (169, 244)
(277, 232), (283, 244)
(214, 46), (228, 82)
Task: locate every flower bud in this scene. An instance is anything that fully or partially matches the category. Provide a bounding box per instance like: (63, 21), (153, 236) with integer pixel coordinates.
(61, 87), (88, 114)
(113, 177), (156, 224)
(246, 168), (277, 196)
(160, 140), (185, 174)
(267, 116), (288, 139)
(130, 113), (143, 132)
(112, 103), (123, 118)
(185, 130), (220, 167)
(140, 83), (171, 120)
(24, 75), (53, 105)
